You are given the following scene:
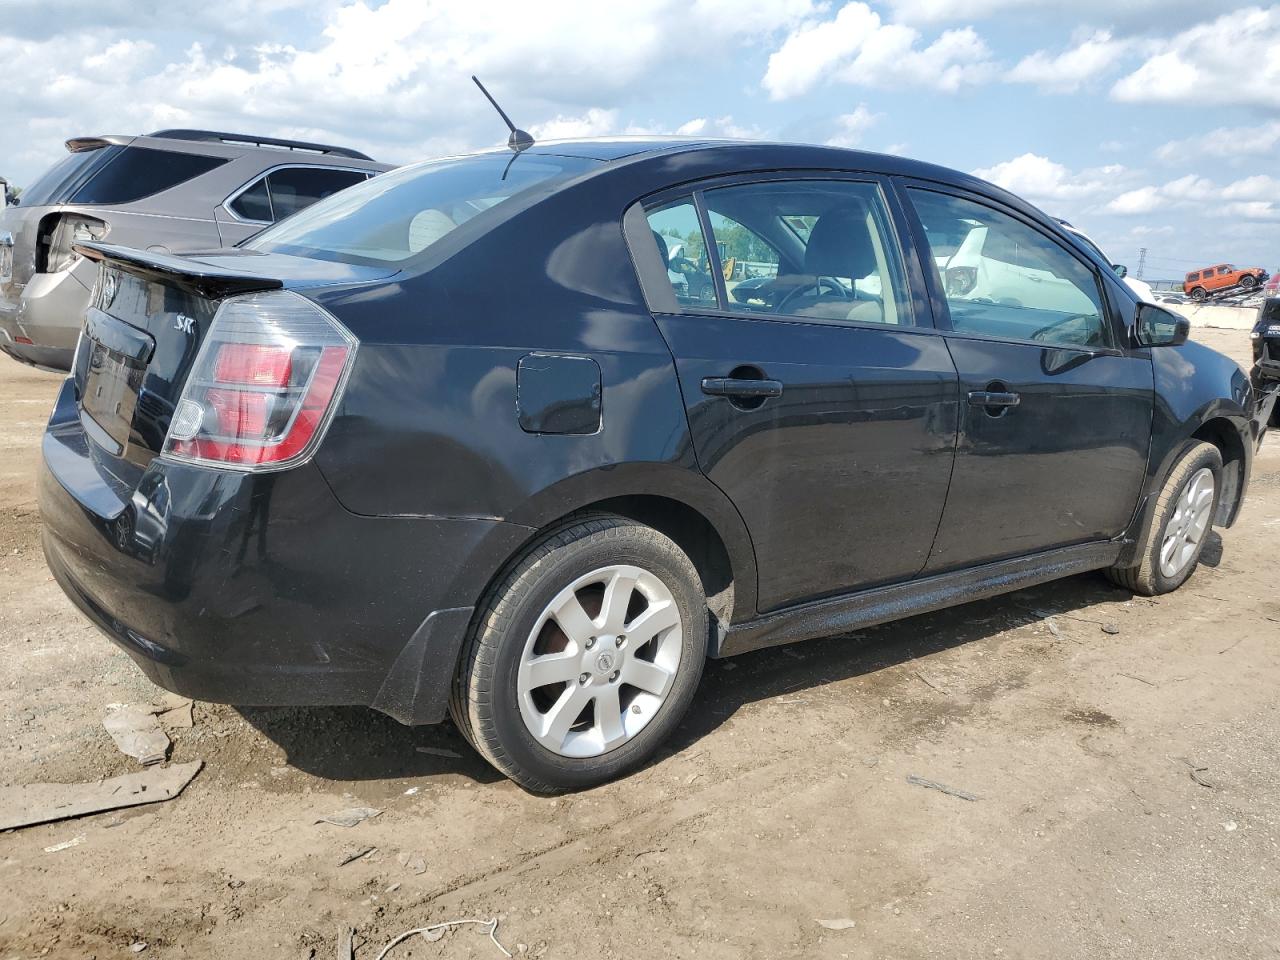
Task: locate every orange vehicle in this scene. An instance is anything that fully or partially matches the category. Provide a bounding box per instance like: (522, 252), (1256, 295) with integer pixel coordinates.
(1182, 263), (1269, 301)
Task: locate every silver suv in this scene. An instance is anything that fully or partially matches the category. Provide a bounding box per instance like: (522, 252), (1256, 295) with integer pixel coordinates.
(0, 129), (391, 370)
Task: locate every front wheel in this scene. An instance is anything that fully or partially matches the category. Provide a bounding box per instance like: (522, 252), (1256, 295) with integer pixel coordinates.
(1239, 274), (1258, 290)
(1106, 441), (1222, 596)
(450, 516), (708, 793)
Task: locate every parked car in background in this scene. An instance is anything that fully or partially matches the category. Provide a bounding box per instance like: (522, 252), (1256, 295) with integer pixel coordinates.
(1057, 220), (1155, 302)
(1252, 297), (1280, 428)
(0, 130), (391, 370)
(40, 138), (1265, 792)
(1182, 263), (1269, 301)
(1263, 272), (1280, 297)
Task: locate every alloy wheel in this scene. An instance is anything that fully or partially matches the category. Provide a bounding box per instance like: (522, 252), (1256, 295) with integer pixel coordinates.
(1158, 467), (1214, 579)
(516, 565), (683, 758)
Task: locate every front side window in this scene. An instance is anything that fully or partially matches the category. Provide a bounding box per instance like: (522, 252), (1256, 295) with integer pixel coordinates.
(247, 153), (599, 264)
(908, 189), (1108, 349)
(644, 199), (718, 308)
(703, 179), (908, 325)
(1218, 265), (1232, 276)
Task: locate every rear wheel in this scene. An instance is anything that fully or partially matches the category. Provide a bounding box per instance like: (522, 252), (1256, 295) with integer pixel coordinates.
(1190, 286), (1208, 302)
(1106, 441), (1222, 596)
(450, 516), (708, 793)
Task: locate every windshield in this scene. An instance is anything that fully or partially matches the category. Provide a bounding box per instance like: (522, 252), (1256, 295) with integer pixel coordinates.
(246, 153), (599, 265)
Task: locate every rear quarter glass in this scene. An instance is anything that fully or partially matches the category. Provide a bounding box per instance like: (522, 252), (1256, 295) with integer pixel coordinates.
(70, 147), (229, 205)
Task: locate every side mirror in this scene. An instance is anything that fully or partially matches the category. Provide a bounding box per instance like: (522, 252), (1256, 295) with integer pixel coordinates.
(1134, 303), (1190, 347)
(1112, 264), (1128, 279)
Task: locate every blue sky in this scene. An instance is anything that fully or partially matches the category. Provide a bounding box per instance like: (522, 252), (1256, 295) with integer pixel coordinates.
(2, 0), (1277, 286)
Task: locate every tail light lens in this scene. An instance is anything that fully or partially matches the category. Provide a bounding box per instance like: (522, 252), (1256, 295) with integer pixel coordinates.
(44, 214), (108, 273)
(163, 290), (357, 471)
(945, 266), (978, 297)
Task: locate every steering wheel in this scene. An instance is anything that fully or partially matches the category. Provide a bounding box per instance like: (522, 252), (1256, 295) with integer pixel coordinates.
(774, 276), (852, 313)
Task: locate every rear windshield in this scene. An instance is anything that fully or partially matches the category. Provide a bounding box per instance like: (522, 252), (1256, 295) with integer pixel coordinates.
(17, 144), (228, 208)
(245, 153), (599, 264)
(19, 147), (123, 207)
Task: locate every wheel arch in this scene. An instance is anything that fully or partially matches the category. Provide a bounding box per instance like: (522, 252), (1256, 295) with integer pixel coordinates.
(1191, 416), (1249, 525)
(501, 464), (759, 626)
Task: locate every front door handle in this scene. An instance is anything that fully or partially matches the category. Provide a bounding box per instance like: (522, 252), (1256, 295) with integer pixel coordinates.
(967, 390), (1021, 408)
(701, 377), (784, 399)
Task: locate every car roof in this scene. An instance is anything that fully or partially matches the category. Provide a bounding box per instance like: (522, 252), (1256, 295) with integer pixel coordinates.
(521, 137), (1037, 216)
(64, 131), (391, 172)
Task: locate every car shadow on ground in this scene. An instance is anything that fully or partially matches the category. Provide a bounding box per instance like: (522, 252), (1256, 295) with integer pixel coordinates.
(663, 570), (1137, 757)
(238, 566), (1147, 788)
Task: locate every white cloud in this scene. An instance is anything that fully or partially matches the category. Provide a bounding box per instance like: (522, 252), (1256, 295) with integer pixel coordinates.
(1112, 7), (1280, 110)
(762, 2), (995, 100)
(1007, 30), (1131, 93)
(825, 105), (882, 147)
(1105, 173), (1280, 218)
(1223, 201), (1280, 221)
(1156, 119), (1280, 164)
(529, 109), (624, 141)
(1107, 186), (1163, 215)
(971, 153), (1118, 204)
(887, 0), (1213, 24)
(0, 0), (819, 183)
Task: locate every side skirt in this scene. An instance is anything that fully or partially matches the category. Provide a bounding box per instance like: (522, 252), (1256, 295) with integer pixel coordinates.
(715, 541), (1121, 658)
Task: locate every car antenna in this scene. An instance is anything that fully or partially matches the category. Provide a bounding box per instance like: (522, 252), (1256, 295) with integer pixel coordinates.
(472, 76), (534, 154)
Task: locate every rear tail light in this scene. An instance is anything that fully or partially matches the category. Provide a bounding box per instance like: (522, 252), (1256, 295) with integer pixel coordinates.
(945, 266), (978, 297)
(163, 290), (356, 471)
(43, 214), (108, 273)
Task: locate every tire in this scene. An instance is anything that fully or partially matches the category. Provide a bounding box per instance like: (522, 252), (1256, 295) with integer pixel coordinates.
(450, 515), (708, 793)
(1239, 274), (1258, 290)
(1190, 286), (1208, 302)
(1106, 441), (1222, 596)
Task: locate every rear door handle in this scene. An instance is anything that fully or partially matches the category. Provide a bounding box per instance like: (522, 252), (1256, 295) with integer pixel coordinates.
(701, 377), (784, 399)
(967, 390), (1021, 408)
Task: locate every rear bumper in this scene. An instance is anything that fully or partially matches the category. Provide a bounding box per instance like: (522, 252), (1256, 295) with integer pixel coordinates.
(40, 380), (532, 723)
(0, 262), (93, 371)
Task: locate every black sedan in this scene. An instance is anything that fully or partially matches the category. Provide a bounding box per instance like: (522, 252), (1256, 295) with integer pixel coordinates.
(41, 138), (1267, 792)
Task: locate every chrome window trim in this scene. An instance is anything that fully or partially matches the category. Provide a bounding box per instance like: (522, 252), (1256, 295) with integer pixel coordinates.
(221, 163), (373, 226)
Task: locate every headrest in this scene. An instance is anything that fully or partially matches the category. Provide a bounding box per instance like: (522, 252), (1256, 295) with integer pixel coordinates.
(804, 202), (877, 280)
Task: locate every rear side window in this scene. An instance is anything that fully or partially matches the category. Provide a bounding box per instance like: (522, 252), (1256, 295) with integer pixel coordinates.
(909, 189), (1108, 349)
(229, 168), (367, 224)
(19, 147), (123, 207)
(644, 199), (718, 309)
(266, 167), (368, 220)
(246, 153), (599, 264)
(70, 147), (228, 205)
(1187, 272), (1200, 281)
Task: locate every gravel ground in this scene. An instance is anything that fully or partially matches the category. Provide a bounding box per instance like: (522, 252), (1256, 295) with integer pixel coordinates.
(1, 327), (1278, 960)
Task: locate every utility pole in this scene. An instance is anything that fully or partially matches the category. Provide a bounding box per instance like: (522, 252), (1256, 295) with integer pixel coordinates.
(1136, 247), (1147, 280)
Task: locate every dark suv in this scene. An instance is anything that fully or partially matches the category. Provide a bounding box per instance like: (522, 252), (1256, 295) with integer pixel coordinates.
(0, 129), (390, 370)
(39, 140), (1267, 792)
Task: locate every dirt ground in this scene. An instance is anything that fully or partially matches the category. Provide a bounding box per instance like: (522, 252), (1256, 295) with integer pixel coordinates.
(1, 328), (1278, 960)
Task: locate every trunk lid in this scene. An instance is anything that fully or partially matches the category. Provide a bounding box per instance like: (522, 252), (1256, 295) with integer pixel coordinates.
(70, 242), (394, 472)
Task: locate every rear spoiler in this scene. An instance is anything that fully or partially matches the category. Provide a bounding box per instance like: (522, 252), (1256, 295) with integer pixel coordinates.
(74, 242), (284, 300)
(65, 136), (134, 153)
